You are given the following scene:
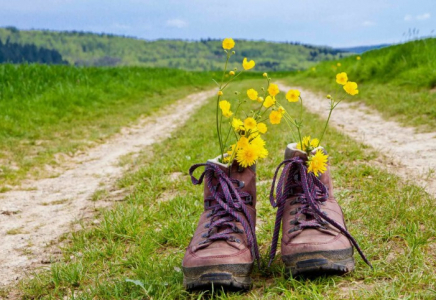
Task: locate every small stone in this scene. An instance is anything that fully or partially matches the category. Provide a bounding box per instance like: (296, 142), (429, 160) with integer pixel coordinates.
(93, 219), (101, 225)
(174, 267), (181, 272)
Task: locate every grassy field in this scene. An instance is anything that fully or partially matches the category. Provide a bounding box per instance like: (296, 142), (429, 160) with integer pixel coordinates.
(16, 79), (436, 299)
(286, 38), (436, 130)
(0, 64), (216, 188)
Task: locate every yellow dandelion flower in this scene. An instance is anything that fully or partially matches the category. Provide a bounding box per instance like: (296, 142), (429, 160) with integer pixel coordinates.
(356, 56), (361, 60)
(237, 136), (249, 149)
(257, 122), (267, 134)
(343, 81), (359, 96)
(242, 58), (255, 70)
(310, 138), (320, 148)
(277, 106), (286, 115)
(286, 89), (300, 102)
(247, 89), (258, 101)
(337, 62), (341, 67)
(307, 149), (329, 177)
(222, 38), (235, 50)
(263, 95), (276, 108)
(268, 83), (280, 96)
(336, 72), (348, 85)
(263, 72), (268, 77)
(232, 118), (244, 132)
(236, 144), (259, 168)
(244, 117), (257, 130)
(297, 136), (311, 151)
(229, 71), (235, 76)
(251, 137), (268, 159)
(257, 96), (264, 103)
(217, 91), (223, 96)
(269, 110), (282, 125)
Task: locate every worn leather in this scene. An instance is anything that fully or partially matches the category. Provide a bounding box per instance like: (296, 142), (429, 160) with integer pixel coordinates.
(182, 161), (256, 268)
(281, 144), (352, 256)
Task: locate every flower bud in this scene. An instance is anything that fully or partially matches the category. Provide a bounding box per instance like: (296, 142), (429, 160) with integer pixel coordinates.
(263, 73), (268, 77)
(233, 67), (237, 71)
(326, 94), (332, 99)
(229, 71), (235, 76)
(217, 91), (223, 96)
(234, 91), (239, 95)
(261, 87), (265, 91)
(232, 51), (235, 55)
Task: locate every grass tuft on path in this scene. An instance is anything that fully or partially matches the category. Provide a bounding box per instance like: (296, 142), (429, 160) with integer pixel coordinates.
(18, 80), (436, 299)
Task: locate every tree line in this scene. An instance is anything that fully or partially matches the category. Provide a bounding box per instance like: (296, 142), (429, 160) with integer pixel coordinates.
(0, 38), (67, 64)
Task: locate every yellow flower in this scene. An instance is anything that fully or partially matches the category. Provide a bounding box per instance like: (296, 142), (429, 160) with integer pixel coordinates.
(268, 83), (280, 96)
(257, 122), (267, 134)
(236, 144), (259, 168)
(219, 100), (231, 112)
(242, 58), (255, 70)
(269, 110), (282, 124)
(336, 72), (348, 85)
(217, 91), (223, 96)
(244, 117), (257, 130)
(263, 95), (276, 108)
(356, 56), (361, 60)
(326, 94), (332, 99)
(277, 106), (286, 115)
(222, 109), (233, 118)
(251, 136), (268, 159)
(286, 89), (300, 102)
(263, 72), (268, 77)
(337, 62), (341, 67)
(247, 89), (258, 101)
(219, 100), (232, 118)
(310, 138), (320, 148)
(232, 118), (244, 132)
(229, 71), (235, 76)
(237, 136), (249, 149)
(311, 67), (316, 71)
(297, 136), (311, 151)
(222, 38), (235, 50)
(257, 96), (264, 103)
(307, 149), (329, 177)
(343, 81), (359, 95)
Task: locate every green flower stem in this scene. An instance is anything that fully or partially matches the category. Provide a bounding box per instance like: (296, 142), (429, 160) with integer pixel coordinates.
(216, 95), (224, 161)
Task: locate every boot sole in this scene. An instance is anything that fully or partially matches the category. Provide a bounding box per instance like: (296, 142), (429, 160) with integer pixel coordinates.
(282, 248), (355, 277)
(183, 263), (253, 291)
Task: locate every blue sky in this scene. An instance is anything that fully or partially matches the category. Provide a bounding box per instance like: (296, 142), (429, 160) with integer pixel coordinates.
(0, 0), (434, 47)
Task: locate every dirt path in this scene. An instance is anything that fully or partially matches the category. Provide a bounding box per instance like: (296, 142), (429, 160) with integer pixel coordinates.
(0, 89), (215, 288)
(278, 83), (436, 197)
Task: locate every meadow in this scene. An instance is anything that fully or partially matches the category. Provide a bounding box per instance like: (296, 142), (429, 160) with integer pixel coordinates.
(1, 38), (435, 299)
(0, 64), (213, 188)
(16, 79), (436, 299)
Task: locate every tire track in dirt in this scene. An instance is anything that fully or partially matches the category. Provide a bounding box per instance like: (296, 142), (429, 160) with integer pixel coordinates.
(278, 83), (436, 197)
(0, 88), (215, 287)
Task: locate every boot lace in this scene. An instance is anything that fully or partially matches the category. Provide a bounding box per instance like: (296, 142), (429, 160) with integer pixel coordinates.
(189, 162), (259, 263)
(268, 157), (372, 268)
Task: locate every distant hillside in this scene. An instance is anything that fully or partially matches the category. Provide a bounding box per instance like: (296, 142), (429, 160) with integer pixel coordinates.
(0, 27), (350, 71)
(337, 44), (391, 54)
(0, 38), (67, 64)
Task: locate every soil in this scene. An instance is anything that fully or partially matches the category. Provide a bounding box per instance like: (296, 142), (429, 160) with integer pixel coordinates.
(278, 83), (436, 197)
(0, 89), (215, 288)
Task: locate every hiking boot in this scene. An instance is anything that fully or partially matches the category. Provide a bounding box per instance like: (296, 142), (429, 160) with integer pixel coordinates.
(182, 157), (259, 290)
(268, 143), (371, 277)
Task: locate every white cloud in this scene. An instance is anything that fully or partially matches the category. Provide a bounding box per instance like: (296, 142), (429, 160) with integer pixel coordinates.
(404, 15), (413, 21)
(166, 19), (188, 29)
(362, 21), (375, 27)
(404, 13), (431, 21)
(416, 13), (431, 20)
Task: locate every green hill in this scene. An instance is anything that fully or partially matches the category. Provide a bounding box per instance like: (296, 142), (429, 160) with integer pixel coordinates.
(0, 27), (349, 71)
(286, 38), (436, 129)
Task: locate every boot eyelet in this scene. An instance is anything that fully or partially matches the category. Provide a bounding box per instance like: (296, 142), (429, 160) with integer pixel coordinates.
(201, 233), (209, 238)
(235, 238), (241, 244)
(204, 223), (210, 228)
(238, 181), (245, 188)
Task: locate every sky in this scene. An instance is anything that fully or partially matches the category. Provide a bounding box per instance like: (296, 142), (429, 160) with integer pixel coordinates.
(0, 0), (435, 47)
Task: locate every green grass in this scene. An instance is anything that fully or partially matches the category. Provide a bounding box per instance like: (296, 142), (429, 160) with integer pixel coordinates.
(18, 79), (436, 299)
(286, 38), (436, 130)
(0, 64), (215, 187)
